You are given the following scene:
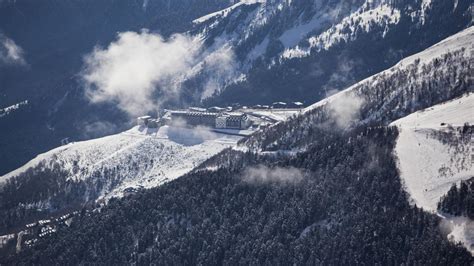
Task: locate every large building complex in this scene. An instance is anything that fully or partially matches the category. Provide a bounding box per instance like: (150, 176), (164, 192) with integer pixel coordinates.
(169, 111), (251, 130)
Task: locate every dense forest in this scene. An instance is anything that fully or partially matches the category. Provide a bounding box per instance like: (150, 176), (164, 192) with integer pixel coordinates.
(439, 178), (474, 219)
(3, 126), (472, 264)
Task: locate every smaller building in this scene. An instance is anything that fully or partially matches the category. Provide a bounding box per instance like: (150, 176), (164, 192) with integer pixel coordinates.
(189, 107), (207, 112)
(224, 113), (251, 129)
(137, 116), (152, 126)
(272, 102), (287, 108)
(208, 106), (226, 113)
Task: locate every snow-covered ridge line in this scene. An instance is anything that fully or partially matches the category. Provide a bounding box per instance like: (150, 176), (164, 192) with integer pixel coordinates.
(303, 26), (473, 113)
(193, 0), (264, 24)
(282, 4), (401, 59)
(0, 125), (242, 200)
(0, 100), (28, 117)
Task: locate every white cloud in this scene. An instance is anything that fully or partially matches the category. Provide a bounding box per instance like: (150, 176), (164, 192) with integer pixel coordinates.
(0, 34), (26, 66)
(242, 165), (304, 184)
(82, 120), (120, 139)
(326, 92), (365, 128)
(166, 117), (218, 146)
(82, 30), (201, 117)
(82, 30), (238, 117)
(200, 44), (237, 99)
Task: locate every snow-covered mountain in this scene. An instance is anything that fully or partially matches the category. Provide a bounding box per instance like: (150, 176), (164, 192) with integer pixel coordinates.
(0, 1), (473, 260)
(4, 25), (472, 261)
(1, 125), (242, 200)
(0, 125), (242, 229)
(193, 0), (471, 104)
(244, 25), (473, 152)
(212, 25), (471, 253)
(0, 0), (470, 181)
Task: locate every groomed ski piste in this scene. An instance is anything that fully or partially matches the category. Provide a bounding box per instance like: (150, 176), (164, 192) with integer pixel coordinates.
(391, 93), (474, 254)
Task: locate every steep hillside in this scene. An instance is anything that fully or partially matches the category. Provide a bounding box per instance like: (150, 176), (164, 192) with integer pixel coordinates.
(244, 26), (473, 151)
(0, 126), (241, 231)
(0, 2), (473, 262)
(0, 0), (470, 179)
(199, 0), (471, 105)
(5, 119), (473, 264)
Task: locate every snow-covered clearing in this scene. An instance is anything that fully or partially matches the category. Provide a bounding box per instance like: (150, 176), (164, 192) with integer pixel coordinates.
(391, 93), (474, 253)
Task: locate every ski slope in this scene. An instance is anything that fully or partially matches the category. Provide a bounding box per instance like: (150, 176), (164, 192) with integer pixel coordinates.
(0, 125), (242, 200)
(391, 93), (474, 253)
(391, 93), (474, 211)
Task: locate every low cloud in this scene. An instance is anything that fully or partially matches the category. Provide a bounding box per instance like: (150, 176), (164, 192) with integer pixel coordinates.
(0, 33), (26, 66)
(326, 92), (365, 128)
(82, 120), (121, 139)
(166, 118), (217, 146)
(242, 165), (304, 184)
(82, 30), (237, 117)
(82, 30), (201, 116)
(200, 44), (237, 100)
(439, 216), (474, 254)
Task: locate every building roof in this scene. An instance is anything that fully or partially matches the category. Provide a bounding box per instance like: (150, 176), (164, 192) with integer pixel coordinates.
(170, 111), (218, 117)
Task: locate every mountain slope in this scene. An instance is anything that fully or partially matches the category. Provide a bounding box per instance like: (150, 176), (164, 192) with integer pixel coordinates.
(244, 26), (473, 151)
(0, 0), (470, 179)
(391, 93), (474, 212)
(0, 2), (473, 262)
(1, 22), (474, 264)
(200, 0), (472, 105)
(391, 93), (474, 253)
(0, 126), (241, 231)
(5, 110), (472, 265)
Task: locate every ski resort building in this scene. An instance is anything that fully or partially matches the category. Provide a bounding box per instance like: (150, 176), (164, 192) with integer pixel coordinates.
(137, 116), (152, 126)
(167, 110), (251, 129)
(137, 116), (160, 128)
(215, 113), (251, 129)
(170, 111), (218, 127)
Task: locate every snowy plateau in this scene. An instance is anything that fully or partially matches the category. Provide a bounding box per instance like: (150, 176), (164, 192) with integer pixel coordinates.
(0, 125), (242, 201)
